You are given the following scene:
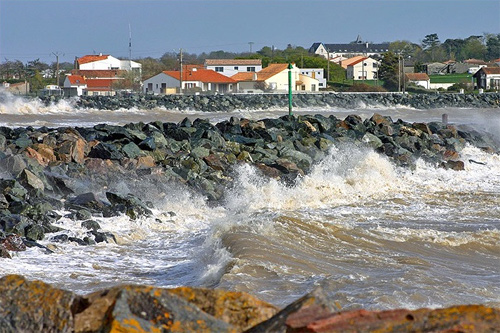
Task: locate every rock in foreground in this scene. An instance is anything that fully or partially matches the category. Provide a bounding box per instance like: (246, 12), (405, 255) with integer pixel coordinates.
(0, 275), (498, 332)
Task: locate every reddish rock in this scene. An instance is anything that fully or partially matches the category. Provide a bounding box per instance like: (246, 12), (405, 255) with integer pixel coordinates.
(247, 287), (500, 333)
(1, 234), (26, 251)
(255, 163), (282, 179)
(137, 155), (156, 169)
(441, 160), (465, 171)
(204, 153), (228, 171)
(443, 149), (460, 161)
(370, 113), (390, 125)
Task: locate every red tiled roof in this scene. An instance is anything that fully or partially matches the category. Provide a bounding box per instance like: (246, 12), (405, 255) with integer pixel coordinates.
(67, 75), (87, 85)
(77, 55), (110, 65)
(405, 73), (430, 81)
(71, 69), (124, 78)
(231, 63), (291, 82)
(86, 78), (117, 91)
(464, 59), (489, 65)
(231, 72), (259, 82)
(257, 63), (289, 80)
(163, 69), (236, 83)
(205, 59), (262, 66)
(341, 56), (366, 69)
(482, 67), (500, 74)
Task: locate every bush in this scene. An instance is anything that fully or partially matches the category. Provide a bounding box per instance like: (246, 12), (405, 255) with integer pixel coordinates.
(346, 83), (387, 92)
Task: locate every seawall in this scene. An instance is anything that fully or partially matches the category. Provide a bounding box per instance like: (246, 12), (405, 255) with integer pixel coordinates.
(39, 92), (500, 111)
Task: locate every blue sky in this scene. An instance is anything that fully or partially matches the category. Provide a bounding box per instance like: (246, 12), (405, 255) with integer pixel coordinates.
(1, 0), (499, 64)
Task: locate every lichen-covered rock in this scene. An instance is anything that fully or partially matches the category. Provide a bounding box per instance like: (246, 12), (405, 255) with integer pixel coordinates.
(0, 275), (82, 333)
(169, 286), (279, 331)
(247, 286), (500, 333)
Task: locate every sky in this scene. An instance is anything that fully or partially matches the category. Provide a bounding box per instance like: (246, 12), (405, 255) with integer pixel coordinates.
(0, 0), (499, 65)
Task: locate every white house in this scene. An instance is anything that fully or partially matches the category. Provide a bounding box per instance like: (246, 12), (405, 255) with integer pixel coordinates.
(232, 63), (320, 93)
(473, 67), (500, 90)
(309, 37), (390, 60)
(405, 73), (430, 89)
(143, 66), (237, 94)
(299, 68), (326, 89)
(204, 59), (262, 78)
(344, 57), (380, 80)
(77, 54), (142, 72)
(63, 75), (87, 96)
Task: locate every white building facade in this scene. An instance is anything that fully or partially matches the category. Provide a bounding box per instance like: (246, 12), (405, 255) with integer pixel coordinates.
(204, 59), (263, 78)
(345, 57), (380, 80)
(299, 68), (326, 89)
(78, 54), (142, 72)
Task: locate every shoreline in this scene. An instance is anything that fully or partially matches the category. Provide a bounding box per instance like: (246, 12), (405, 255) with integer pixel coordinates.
(34, 91), (500, 112)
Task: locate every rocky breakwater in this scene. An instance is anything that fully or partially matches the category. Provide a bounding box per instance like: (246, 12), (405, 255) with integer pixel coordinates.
(0, 113), (499, 258)
(70, 92), (500, 111)
(1, 275), (499, 332)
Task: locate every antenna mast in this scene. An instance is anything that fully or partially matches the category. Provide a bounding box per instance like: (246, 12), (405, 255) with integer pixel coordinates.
(128, 23), (132, 70)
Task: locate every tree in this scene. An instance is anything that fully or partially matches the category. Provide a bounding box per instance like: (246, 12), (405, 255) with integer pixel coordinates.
(460, 37), (487, 60)
(421, 33), (443, 61)
(486, 33), (500, 61)
(442, 38), (466, 60)
(378, 52), (399, 91)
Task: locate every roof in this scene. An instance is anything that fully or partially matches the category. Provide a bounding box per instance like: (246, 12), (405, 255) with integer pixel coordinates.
(86, 79), (116, 91)
(257, 63), (289, 80)
(345, 57), (369, 67)
(205, 59), (262, 66)
(77, 55), (110, 65)
(163, 69), (237, 83)
(464, 59), (489, 65)
(322, 42), (390, 54)
(480, 67), (500, 75)
(309, 42), (324, 53)
(71, 69), (124, 78)
(231, 72), (259, 82)
(405, 73), (430, 81)
(67, 75), (87, 85)
(340, 56), (366, 69)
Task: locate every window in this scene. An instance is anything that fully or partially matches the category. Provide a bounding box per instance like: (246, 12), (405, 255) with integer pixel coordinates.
(247, 67), (256, 72)
(234, 66), (239, 70)
(215, 67), (223, 72)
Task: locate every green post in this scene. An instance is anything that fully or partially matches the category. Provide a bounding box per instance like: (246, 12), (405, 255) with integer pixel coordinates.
(288, 62), (293, 116)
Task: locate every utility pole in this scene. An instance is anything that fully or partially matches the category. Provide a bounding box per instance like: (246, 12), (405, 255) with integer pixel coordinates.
(179, 48), (183, 94)
(52, 52), (62, 86)
(288, 63), (293, 116)
(326, 48), (330, 83)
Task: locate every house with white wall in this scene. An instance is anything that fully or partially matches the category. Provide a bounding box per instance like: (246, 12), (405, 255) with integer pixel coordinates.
(204, 59), (262, 78)
(405, 73), (430, 89)
(309, 37), (389, 60)
(232, 63), (320, 93)
(344, 57), (380, 80)
(143, 67), (237, 94)
(77, 54), (141, 72)
(63, 75), (87, 96)
(473, 67), (500, 90)
(299, 68), (326, 89)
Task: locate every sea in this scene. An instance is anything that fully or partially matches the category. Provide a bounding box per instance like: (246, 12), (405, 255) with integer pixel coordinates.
(1, 91), (499, 311)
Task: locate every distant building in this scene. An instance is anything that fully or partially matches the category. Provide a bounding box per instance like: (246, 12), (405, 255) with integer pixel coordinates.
(309, 36), (390, 60)
(342, 56), (380, 80)
(232, 63), (320, 93)
(299, 68), (326, 88)
(77, 54), (141, 72)
(405, 73), (430, 89)
(143, 66), (237, 94)
(63, 75), (87, 96)
(63, 74), (119, 96)
(204, 59), (263, 77)
(473, 67), (500, 90)
(2, 81), (29, 95)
